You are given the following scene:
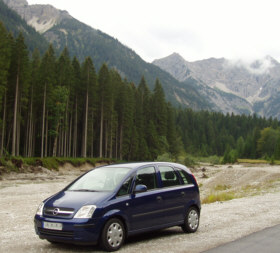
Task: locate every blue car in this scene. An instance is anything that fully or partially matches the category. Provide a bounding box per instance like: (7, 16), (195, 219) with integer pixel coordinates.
(34, 162), (201, 251)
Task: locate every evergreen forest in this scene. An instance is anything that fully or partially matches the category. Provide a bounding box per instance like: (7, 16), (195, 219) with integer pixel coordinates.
(1, 22), (280, 163)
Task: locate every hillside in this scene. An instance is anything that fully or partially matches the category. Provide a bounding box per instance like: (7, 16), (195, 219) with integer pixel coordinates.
(1, 0), (212, 110)
(3, 0), (280, 118)
(153, 53), (280, 118)
(0, 0), (49, 54)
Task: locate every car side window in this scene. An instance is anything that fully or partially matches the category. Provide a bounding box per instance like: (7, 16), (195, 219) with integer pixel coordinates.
(159, 166), (181, 187)
(135, 167), (157, 190)
(117, 177), (133, 197)
(177, 168), (193, 185)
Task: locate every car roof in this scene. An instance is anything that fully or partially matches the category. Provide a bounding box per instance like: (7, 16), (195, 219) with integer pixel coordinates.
(103, 162), (190, 172)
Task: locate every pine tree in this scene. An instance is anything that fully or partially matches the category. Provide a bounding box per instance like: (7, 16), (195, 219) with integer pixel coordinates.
(49, 86), (69, 156)
(56, 48), (74, 156)
(71, 57), (82, 157)
(135, 76), (151, 160)
(0, 23), (12, 156)
(81, 57), (96, 157)
(39, 45), (56, 157)
(8, 33), (30, 156)
(24, 49), (40, 157)
(97, 64), (111, 158)
(151, 79), (167, 137)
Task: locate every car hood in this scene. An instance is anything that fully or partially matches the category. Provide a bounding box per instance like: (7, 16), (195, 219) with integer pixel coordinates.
(45, 190), (112, 210)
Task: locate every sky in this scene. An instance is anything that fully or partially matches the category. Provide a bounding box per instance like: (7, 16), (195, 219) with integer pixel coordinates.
(27, 0), (280, 63)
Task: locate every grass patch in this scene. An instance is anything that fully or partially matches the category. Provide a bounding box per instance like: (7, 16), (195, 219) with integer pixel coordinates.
(0, 157), (117, 172)
(202, 191), (236, 204)
(214, 184), (231, 191)
(195, 155), (222, 165)
(237, 159), (280, 165)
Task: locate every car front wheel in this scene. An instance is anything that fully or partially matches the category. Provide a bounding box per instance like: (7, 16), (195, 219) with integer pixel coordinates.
(181, 207), (199, 233)
(100, 218), (125, 252)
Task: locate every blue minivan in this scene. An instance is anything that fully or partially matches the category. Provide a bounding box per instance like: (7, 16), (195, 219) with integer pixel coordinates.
(34, 162), (201, 251)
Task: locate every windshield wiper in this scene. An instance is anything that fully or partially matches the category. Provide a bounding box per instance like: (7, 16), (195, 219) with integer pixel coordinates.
(71, 189), (98, 192)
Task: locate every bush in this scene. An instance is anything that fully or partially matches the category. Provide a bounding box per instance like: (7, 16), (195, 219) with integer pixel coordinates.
(222, 148), (238, 164)
(196, 155), (221, 165)
(184, 154), (196, 168)
(155, 153), (173, 162)
(202, 192), (235, 204)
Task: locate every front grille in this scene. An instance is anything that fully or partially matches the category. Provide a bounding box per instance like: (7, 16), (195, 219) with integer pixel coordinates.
(38, 227), (74, 238)
(44, 207), (75, 218)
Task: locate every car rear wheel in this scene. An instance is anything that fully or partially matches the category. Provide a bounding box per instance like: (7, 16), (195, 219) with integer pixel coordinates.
(100, 218), (125, 252)
(181, 207), (199, 233)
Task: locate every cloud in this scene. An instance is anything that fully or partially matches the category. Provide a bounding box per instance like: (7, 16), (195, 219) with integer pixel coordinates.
(225, 56), (275, 75)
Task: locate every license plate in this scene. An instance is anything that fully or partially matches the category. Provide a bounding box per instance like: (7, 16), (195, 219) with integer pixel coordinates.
(43, 222), (63, 230)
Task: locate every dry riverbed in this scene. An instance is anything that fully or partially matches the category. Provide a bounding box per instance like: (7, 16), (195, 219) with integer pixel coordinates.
(0, 163), (280, 253)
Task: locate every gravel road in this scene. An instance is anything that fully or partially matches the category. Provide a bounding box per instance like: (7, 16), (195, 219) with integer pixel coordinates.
(0, 164), (280, 253)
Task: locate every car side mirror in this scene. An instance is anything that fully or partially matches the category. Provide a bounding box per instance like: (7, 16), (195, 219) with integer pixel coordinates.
(134, 184), (147, 194)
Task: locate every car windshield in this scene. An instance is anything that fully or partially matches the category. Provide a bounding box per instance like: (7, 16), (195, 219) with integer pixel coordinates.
(66, 166), (131, 192)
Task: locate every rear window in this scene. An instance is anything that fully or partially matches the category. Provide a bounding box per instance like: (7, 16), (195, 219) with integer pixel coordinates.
(176, 168), (193, 185)
(158, 166), (181, 187)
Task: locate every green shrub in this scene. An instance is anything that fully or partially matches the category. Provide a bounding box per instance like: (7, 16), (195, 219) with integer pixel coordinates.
(41, 158), (60, 170)
(214, 184), (231, 191)
(155, 153), (173, 162)
(184, 154), (196, 168)
(202, 192), (235, 204)
(222, 148), (238, 164)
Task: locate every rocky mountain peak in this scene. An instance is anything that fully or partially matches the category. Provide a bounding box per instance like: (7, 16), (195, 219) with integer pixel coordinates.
(3, 0), (71, 33)
(153, 53), (280, 118)
(3, 0), (28, 7)
(153, 53), (191, 82)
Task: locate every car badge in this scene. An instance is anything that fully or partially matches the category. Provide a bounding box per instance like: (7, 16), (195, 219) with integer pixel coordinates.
(53, 208), (60, 216)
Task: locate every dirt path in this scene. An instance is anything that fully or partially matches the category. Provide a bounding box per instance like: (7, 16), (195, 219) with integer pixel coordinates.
(0, 164), (279, 253)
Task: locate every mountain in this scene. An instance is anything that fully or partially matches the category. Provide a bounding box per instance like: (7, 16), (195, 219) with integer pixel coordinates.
(153, 53), (280, 119)
(0, 0), (49, 54)
(3, 0), (280, 118)
(1, 0), (213, 111)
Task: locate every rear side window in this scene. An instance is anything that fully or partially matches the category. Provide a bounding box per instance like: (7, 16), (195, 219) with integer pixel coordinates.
(135, 167), (157, 190)
(158, 166), (181, 187)
(177, 168), (193, 185)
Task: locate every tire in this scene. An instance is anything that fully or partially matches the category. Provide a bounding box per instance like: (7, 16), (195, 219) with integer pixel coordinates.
(100, 218), (125, 252)
(181, 207), (199, 233)
(47, 239), (59, 244)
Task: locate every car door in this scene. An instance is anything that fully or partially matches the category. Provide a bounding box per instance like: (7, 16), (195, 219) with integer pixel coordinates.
(127, 166), (164, 231)
(157, 165), (186, 224)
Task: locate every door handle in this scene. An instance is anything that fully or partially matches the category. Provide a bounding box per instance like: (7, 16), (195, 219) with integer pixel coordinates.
(181, 191), (185, 197)
(157, 196), (162, 202)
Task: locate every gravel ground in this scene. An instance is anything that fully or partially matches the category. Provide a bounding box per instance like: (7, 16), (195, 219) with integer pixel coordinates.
(0, 164), (280, 253)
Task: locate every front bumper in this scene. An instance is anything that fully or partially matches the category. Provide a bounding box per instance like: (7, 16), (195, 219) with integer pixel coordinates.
(34, 215), (104, 245)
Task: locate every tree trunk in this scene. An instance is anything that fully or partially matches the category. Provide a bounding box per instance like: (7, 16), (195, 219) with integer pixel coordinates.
(12, 71), (19, 156)
(119, 124), (123, 160)
(16, 103), (21, 156)
(110, 123), (113, 159)
(73, 97), (78, 157)
(44, 110), (48, 157)
(105, 122), (108, 158)
(115, 127), (118, 159)
(82, 89), (88, 157)
(64, 99), (68, 157)
(52, 124), (60, 157)
(68, 111), (72, 157)
(99, 99), (104, 158)
(41, 84), (46, 158)
(90, 112), (94, 157)
(1, 91), (7, 156)
(24, 108), (30, 157)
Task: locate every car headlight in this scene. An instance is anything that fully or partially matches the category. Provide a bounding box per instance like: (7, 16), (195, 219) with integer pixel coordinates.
(36, 202), (44, 216)
(74, 205), (96, 219)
